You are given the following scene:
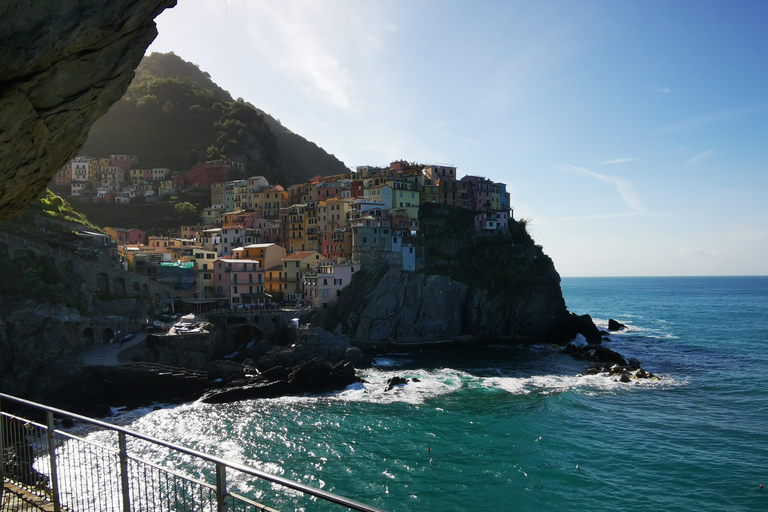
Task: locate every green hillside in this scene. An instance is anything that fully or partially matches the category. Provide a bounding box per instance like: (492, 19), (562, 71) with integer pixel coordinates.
(80, 52), (348, 185)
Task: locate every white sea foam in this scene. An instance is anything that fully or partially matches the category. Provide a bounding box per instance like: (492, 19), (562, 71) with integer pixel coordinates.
(328, 364), (684, 405)
(372, 357), (398, 367)
(331, 367), (469, 404)
(485, 371), (684, 396)
(569, 334), (588, 348)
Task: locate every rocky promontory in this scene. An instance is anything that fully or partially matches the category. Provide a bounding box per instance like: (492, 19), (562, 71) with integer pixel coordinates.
(323, 204), (600, 347)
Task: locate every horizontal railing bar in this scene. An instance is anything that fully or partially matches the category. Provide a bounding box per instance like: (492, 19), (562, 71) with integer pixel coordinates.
(229, 492), (281, 512)
(0, 393), (388, 512)
(126, 456), (216, 492)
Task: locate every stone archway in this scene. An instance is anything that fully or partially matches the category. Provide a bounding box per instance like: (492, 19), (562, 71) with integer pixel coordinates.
(102, 327), (115, 343)
(142, 283), (150, 296)
(133, 281), (141, 293)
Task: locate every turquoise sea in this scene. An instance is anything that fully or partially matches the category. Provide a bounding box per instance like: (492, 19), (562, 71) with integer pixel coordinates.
(93, 276), (768, 511)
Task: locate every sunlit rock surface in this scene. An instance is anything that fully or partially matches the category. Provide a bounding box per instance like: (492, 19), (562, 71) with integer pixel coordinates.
(0, 0), (176, 222)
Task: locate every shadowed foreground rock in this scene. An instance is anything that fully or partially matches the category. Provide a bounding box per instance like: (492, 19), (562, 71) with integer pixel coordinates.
(0, 0), (175, 222)
(201, 358), (359, 404)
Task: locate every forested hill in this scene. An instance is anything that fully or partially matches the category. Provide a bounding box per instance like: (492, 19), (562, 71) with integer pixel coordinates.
(80, 52), (348, 184)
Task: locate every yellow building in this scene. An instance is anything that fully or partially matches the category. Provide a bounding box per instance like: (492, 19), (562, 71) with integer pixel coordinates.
(180, 225), (207, 240)
(250, 186), (287, 219)
(232, 243), (286, 272)
(193, 248), (218, 297)
(489, 183), (502, 211)
(129, 168), (145, 183)
(281, 251), (326, 302)
(420, 184), (440, 204)
(264, 265), (284, 298)
(301, 182), (319, 207)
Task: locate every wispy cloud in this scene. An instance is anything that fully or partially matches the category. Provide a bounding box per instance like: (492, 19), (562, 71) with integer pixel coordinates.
(687, 150), (714, 165)
(660, 103), (768, 132)
(600, 158), (635, 165)
(555, 164), (647, 213)
(660, 87), (670, 93)
(244, 2), (393, 111)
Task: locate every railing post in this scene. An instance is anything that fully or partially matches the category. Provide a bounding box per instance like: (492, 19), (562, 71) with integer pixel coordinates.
(45, 411), (61, 512)
(215, 463), (227, 512)
(0, 397), (5, 507)
(118, 432), (131, 512)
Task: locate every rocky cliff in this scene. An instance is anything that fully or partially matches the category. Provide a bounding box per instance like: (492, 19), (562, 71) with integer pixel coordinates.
(326, 204), (595, 345)
(0, 0), (175, 223)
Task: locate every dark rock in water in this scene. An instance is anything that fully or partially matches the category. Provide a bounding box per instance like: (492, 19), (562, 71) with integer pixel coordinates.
(566, 344), (627, 365)
(200, 358), (358, 404)
(619, 373), (632, 383)
(602, 336), (611, 342)
(206, 360), (246, 382)
(600, 330), (610, 336)
(608, 319), (627, 331)
(385, 376), (408, 391)
(627, 357), (641, 370)
(286, 358), (357, 392)
(411, 377), (421, 383)
(570, 314), (603, 343)
(60, 417), (75, 429)
(635, 368), (648, 379)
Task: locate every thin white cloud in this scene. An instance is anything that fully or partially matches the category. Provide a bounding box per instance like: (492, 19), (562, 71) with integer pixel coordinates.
(555, 164), (647, 213)
(660, 103), (768, 132)
(243, 2), (393, 112)
(600, 158), (635, 165)
(686, 150), (714, 165)
(660, 87), (671, 93)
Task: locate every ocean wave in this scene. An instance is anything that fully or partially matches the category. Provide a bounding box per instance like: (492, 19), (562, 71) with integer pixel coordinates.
(483, 372), (685, 396)
(325, 365), (684, 405)
(330, 367), (470, 404)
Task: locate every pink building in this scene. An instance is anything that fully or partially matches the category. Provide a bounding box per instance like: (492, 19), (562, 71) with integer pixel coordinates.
(303, 260), (361, 309)
(461, 175), (494, 212)
(213, 258), (265, 305)
(105, 227), (147, 245)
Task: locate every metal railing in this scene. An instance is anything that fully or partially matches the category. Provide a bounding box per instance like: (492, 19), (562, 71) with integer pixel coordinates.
(1, 393), (387, 512)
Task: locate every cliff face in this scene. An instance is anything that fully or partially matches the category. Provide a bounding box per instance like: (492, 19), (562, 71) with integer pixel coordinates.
(0, 0), (176, 223)
(328, 204), (581, 344)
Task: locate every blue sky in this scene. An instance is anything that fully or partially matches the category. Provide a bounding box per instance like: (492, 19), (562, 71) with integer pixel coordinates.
(147, 0), (768, 276)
